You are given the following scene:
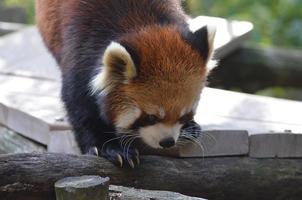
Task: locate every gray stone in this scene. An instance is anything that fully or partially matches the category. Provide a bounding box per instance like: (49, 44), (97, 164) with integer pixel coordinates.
(250, 133), (302, 158)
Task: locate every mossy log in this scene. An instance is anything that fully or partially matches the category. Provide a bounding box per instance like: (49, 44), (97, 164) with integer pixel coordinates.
(0, 153), (302, 200)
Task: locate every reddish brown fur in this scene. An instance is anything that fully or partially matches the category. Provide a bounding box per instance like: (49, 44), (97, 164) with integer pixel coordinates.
(36, 0), (211, 156)
(107, 26), (207, 125)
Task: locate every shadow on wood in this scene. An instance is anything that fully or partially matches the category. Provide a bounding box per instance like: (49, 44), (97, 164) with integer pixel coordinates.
(0, 153), (302, 200)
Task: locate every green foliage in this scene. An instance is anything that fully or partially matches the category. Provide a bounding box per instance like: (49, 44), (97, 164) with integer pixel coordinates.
(185, 0), (302, 49)
(3, 0), (35, 24)
(2, 0), (302, 49)
(256, 87), (302, 101)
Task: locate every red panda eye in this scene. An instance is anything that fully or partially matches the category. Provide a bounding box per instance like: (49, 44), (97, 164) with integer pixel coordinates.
(145, 115), (160, 125)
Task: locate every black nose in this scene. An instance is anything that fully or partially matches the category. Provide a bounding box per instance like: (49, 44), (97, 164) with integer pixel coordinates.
(159, 138), (175, 148)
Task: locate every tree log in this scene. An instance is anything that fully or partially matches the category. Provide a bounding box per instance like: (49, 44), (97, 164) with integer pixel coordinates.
(0, 153), (302, 200)
(209, 46), (302, 93)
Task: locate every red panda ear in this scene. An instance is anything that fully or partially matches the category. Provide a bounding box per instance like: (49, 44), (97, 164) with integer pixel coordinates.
(103, 42), (137, 80)
(182, 25), (216, 62)
(91, 42), (137, 94)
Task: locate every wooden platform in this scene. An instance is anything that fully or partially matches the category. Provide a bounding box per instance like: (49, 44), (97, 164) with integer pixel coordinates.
(1, 16), (302, 158)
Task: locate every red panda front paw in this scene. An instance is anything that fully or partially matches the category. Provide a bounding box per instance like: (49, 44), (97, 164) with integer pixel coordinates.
(86, 144), (140, 168)
(101, 144), (140, 168)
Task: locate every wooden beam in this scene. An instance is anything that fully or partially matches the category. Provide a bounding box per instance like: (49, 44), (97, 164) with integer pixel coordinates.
(0, 153), (302, 200)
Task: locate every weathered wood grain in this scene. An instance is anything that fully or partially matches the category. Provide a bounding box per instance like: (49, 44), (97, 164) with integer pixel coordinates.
(250, 133), (302, 158)
(0, 126), (46, 154)
(0, 153), (302, 200)
(109, 185), (206, 200)
(55, 176), (109, 200)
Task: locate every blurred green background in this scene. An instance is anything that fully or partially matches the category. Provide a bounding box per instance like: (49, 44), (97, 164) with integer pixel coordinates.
(1, 0), (302, 49)
(185, 0), (302, 49)
(1, 0), (302, 100)
(0, 0), (35, 24)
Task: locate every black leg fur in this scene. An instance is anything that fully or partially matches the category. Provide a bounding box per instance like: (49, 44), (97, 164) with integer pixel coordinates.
(61, 68), (139, 168)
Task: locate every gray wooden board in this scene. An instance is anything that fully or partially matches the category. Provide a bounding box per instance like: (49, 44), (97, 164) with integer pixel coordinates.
(141, 130), (249, 158)
(250, 133), (302, 158)
(48, 130), (81, 155)
(0, 22), (26, 36)
(3, 104), (50, 145)
(196, 88), (302, 134)
(0, 126), (46, 154)
(0, 27), (60, 81)
(178, 130), (249, 157)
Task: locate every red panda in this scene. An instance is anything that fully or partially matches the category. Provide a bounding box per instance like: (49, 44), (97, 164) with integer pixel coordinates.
(36, 0), (216, 168)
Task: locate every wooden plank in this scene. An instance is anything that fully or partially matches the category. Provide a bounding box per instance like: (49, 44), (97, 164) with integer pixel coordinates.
(48, 131), (80, 154)
(142, 130), (249, 158)
(1, 101), (51, 145)
(0, 27), (60, 81)
(196, 87), (302, 134)
(0, 126), (46, 154)
(178, 130), (249, 157)
(0, 74), (60, 98)
(250, 133), (302, 158)
(0, 103), (8, 126)
(0, 22), (26, 36)
(6, 106), (50, 145)
(0, 74), (68, 128)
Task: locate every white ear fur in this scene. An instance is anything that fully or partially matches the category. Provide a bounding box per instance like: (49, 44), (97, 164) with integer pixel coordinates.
(91, 42), (137, 94)
(205, 25), (217, 72)
(206, 24), (216, 55)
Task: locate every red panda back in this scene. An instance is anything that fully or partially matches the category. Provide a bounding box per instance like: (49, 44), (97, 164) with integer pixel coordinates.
(36, 0), (186, 64)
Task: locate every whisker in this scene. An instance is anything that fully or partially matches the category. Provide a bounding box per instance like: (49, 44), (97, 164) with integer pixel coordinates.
(101, 136), (123, 153)
(126, 136), (140, 163)
(180, 134), (206, 158)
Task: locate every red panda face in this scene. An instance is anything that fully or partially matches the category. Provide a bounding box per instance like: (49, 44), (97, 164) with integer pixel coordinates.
(91, 25), (216, 148)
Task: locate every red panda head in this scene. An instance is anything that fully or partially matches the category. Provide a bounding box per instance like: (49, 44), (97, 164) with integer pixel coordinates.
(91, 25), (216, 149)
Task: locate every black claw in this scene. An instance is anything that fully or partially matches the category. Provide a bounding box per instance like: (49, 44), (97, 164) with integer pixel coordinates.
(128, 159), (135, 168)
(100, 143), (140, 168)
(86, 146), (99, 156)
(116, 154), (123, 168)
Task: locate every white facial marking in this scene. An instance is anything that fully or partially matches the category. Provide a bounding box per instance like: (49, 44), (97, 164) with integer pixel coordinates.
(115, 107), (141, 129)
(139, 123), (182, 148)
(158, 107), (165, 118)
(192, 98), (200, 114)
(180, 107), (188, 117)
